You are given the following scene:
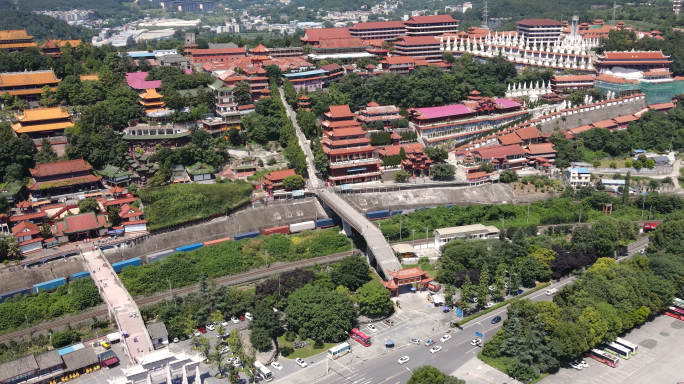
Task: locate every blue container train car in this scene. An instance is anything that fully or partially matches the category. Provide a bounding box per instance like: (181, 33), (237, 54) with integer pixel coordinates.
(175, 243), (203, 252)
(233, 231), (260, 241)
(0, 287), (31, 303)
(111, 258), (141, 273)
(70, 271), (91, 280)
(366, 210), (390, 220)
(32, 278), (67, 293)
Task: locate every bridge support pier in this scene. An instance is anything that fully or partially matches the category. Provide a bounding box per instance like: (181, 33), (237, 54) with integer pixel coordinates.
(342, 219), (353, 237)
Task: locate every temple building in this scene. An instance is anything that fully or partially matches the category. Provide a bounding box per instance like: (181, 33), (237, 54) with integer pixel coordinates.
(28, 159), (101, 198)
(348, 21), (407, 41)
(516, 19), (564, 46)
(403, 15), (459, 36)
(595, 51), (671, 73)
(392, 36), (442, 61)
(300, 28), (373, 62)
(408, 93), (528, 147)
(321, 105), (362, 132)
(0, 70), (60, 100)
(52, 212), (108, 243)
(40, 39), (83, 57)
(262, 169), (299, 193)
(381, 266), (433, 297)
(357, 102), (403, 128)
(297, 94), (311, 111)
(0, 29), (37, 51)
(12, 107), (74, 139)
(139, 88), (166, 113)
(550, 75), (595, 94)
(376, 143), (431, 176)
(184, 47), (247, 64)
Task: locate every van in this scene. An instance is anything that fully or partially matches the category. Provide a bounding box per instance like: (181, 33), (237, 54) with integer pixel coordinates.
(427, 282), (441, 292)
(546, 288), (558, 296)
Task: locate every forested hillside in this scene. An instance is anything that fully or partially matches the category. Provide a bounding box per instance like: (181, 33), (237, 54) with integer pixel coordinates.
(0, 11), (95, 40)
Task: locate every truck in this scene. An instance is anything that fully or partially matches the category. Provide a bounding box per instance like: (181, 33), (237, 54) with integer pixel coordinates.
(546, 288), (558, 296)
(427, 282), (441, 292)
(428, 294), (445, 306)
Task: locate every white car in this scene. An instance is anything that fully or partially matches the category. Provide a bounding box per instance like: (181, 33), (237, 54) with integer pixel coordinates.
(173, 337), (179, 343)
(232, 358), (241, 367)
(193, 330), (201, 337)
(231, 316), (240, 323)
(221, 320), (229, 327)
(573, 360), (589, 368)
(430, 346), (442, 354)
(470, 338), (482, 346)
(484, 302), (495, 309)
(271, 362), (283, 370)
(367, 324), (378, 333)
(295, 358), (307, 368)
(220, 346), (230, 354)
(206, 324), (216, 331)
(440, 335), (451, 343)
(569, 362), (583, 371)
(488, 285), (496, 292)
(245, 312), (253, 321)
(398, 356), (410, 365)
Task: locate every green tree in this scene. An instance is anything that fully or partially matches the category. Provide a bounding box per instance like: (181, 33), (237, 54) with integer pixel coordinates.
(51, 330), (80, 348)
(77, 198), (99, 214)
(356, 280), (394, 317)
(476, 264), (490, 309)
(500, 169), (518, 183)
(282, 175), (304, 190)
(394, 169), (410, 182)
(249, 300), (281, 339)
(444, 285), (456, 306)
(34, 138), (59, 164)
(644, 158), (655, 169)
(431, 163), (455, 180)
(478, 161), (495, 173)
(460, 275), (474, 302)
(407, 365), (446, 384)
(492, 263), (507, 301)
(330, 255), (371, 291)
(424, 147), (448, 163)
(211, 343), (228, 378)
(249, 326), (271, 352)
(233, 81), (252, 106)
(39, 85), (58, 107)
(107, 206), (121, 227)
(284, 284), (356, 342)
(39, 223), (53, 239)
(228, 127), (241, 146)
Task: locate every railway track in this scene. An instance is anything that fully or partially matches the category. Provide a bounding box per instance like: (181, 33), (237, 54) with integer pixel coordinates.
(0, 251), (359, 344)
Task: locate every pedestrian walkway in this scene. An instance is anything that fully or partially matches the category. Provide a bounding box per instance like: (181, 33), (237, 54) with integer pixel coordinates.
(82, 249), (152, 364)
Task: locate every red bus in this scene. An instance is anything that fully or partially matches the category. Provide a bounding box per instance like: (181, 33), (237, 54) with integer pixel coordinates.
(664, 306), (684, 321)
(350, 328), (372, 347)
(643, 223), (659, 232)
(589, 349), (619, 368)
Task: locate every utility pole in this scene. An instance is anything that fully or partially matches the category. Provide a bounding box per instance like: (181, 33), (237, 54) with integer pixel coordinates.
(641, 195), (645, 219)
(412, 229), (416, 248)
(424, 227), (428, 248)
(482, 1), (488, 29)
(612, 1), (617, 25)
(578, 211), (582, 224)
(526, 202), (530, 223)
(399, 218), (402, 241)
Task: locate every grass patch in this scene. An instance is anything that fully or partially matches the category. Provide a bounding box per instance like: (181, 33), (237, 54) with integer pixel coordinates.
(478, 353), (549, 383)
(277, 336), (336, 359)
(404, 262), (436, 277)
(599, 159), (629, 168)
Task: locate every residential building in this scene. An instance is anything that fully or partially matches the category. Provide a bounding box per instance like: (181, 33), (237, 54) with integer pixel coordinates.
(348, 21), (406, 41)
(408, 97), (527, 147)
(208, 79), (240, 128)
(39, 39), (83, 57)
(138, 88), (166, 113)
(99, 166), (131, 187)
(379, 56), (416, 73)
(0, 70), (60, 100)
(357, 102), (403, 127)
(158, 54), (191, 70)
(118, 203), (148, 234)
(320, 63), (344, 86)
(565, 167), (591, 188)
(11, 107), (74, 139)
(512, 125), (542, 145)
(550, 75), (595, 93)
(283, 69), (327, 91)
(262, 169), (300, 193)
(376, 143), (431, 176)
(516, 19), (564, 45)
(433, 224), (500, 249)
(147, 322), (169, 348)
(0, 181), (24, 206)
(267, 47), (304, 58)
(525, 143), (557, 166)
(471, 145), (528, 170)
(595, 51), (671, 73)
(393, 36), (442, 61)
(12, 220), (44, 254)
(186, 163), (215, 183)
(0, 29), (37, 51)
(403, 15), (459, 36)
(28, 159), (101, 198)
(184, 47), (247, 64)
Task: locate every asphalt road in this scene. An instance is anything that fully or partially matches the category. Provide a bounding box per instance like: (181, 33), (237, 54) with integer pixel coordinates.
(313, 279), (575, 384)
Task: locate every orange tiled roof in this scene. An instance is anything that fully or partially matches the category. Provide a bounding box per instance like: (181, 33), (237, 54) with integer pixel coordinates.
(0, 43), (37, 49)
(0, 30), (33, 41)
(388, 266), (428, 279)
(79, 74), (99, 82)
(0, 70), (59, 87)
(30, 159), (91, 177)
(140, 88), (163, 99)
(15, 107), (70, 123)
(13, 121), (74, 134)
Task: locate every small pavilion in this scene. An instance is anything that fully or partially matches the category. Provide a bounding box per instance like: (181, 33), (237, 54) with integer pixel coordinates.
(381, 266), (433, 297)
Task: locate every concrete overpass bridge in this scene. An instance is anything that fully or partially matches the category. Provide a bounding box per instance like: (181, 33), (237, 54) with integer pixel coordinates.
(317, 189), (402, 279)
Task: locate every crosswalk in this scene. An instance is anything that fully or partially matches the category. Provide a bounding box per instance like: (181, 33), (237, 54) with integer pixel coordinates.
(364, 313), (410, 335)
(329, 371), (374, 384)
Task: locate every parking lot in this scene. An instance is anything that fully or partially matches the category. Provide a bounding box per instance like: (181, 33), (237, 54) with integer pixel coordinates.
(541, 314), (684, 384)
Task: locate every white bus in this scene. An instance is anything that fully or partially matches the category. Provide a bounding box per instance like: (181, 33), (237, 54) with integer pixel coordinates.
(614, 337), (638, 356)
(328, 342), (351, 360)
(604, 342), (631, 359)
(254, 361), (273, 381)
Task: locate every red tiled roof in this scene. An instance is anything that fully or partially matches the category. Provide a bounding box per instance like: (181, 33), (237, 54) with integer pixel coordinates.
(473, 145), (526, 159)
(514, 126), (540, 140)
(526, 143), (556, 155)
(395, 36), (440, 46)
(327, 146), (376, 156)
(30, 159), (91, 177)
(103, 197), (137, 207)
(592, 119), (618, 128)
(11, 220), (40, 237)
(552, 75), (595, 82)
(329, 127), (366, 137)
(303, 28), (351, 41)
(320, 63), (343, 71)
(382, 56), (415, 65)
(18, 237), (43, 247)
(613, 114), (639, 124)
(8, 211), (47, 222)
(648, 102), (676, 110)
(328, 105), (354, 118)
(186, 47), (247, 55)
(28, 175), (101, 191)
(61, 212), (104, 234)
(594, 74), (639, 84)
(317, 38), (367, 49)
(569, 125), (595, 135)
(351, 21), (406, 29)
(237, 104), (255, 111)
(16, 201), (32, 208)
(602, 51), (667, 60)
(498, 133), (524, 146)
(517, 19), (564, 26)
(264, 169), (296, 181)
(404, 15), (458, 24)
(119, 204), (143, 219)
(376, 143), (424, 156)
(387, 266), (428, 279)
(251, 44), (269, 53)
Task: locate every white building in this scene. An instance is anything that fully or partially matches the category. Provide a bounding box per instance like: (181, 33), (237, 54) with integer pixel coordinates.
(565, 167), (591, 188)
(434, 224), (500, 250)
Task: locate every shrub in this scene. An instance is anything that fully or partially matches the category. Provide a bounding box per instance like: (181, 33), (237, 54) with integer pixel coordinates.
(285, 331), (296, 342)
(314, 338), (324, 349)
(280, 346), (294, 356)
